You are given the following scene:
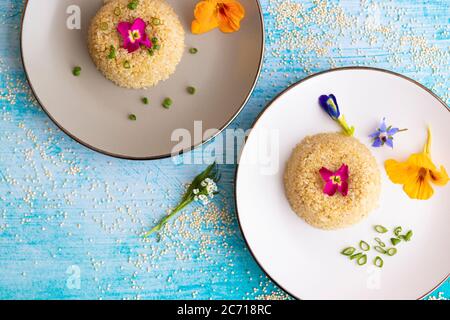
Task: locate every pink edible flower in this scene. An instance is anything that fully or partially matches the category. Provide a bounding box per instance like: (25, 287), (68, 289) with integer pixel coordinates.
(319, 164), (349, 196)
(117, 18), (152, 53)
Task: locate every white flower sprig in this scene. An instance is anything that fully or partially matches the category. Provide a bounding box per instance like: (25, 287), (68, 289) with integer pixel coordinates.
(144, 163), (220, 238)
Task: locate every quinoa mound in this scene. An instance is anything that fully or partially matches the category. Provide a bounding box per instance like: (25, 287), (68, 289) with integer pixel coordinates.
(284, 132), (381, 230)
(88, 0), (185, 89)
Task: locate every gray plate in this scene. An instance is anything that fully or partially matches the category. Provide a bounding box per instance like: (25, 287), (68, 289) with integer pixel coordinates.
(21, 0), (264, 159)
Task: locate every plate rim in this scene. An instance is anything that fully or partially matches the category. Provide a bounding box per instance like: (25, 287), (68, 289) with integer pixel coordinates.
(234, 66), (450, 300)
(20, 0), (265, 160)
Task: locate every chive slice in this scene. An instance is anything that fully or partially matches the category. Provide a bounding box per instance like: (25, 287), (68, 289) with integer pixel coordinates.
(399, 230), (413, 242)
(162, 98), (172, 109)
(148, 49), (155, 56)
(374, 237), (386, 247)
(72, 66), (81, 76)
(142, 97), (149, 105)
(403, 230), (413, 241)
(189, 48), (198, 54)
(128, 114), (137, 121)
(152, 17), (161, 26)
(341, 247), (356, 256)
(128, 0), (138, 10)
(350, 252), (363, 260)
(153, 44), (161, 50)
(107, 45), (116, 59)
(374, 225), (388, 233)
(386, 248), (397, 256)
(374, 246), (386, 254)
(357, 254), (367, 266)
(123, 61), (131, 69)
(390, 237), (401, 246)
(374, 256), (384, 268)
(359, 241), (370, 251)
(187, 86), (196, 95)
(394, 226), (402, 236)
(151, 37), (158, 44)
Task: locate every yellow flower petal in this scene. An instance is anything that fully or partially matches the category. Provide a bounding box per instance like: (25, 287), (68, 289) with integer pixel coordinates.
(217, 1), (245, 33)
(429, 165), (449, 186)
(402, 170), (434, 200)
(385, 127), (448, 201)
(407, 152), (436, 171)
(385, 159), (417, 185)
(191, 1), (220, 34)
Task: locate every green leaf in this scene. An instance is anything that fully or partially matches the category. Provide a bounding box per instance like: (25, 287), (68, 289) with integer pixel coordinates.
(181, 162), (217, 203)
(143, 162), (218, 238)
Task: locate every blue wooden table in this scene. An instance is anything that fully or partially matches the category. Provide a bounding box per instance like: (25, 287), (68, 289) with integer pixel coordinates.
(0, 0), (448, 300)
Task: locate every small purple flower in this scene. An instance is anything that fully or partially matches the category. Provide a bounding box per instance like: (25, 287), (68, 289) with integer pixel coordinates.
(369, 118), (407, 148)
(117, 18), (152, 53)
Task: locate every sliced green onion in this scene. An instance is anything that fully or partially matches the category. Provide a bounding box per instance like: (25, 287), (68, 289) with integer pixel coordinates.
(189, 48), (198, 54)
(123, 61), (131, 69)
(374, 256), (384, 268)
(359, 241), (370, 251)
(403, 230), (413, 241)
(341, 247), (356, 256)
(374, 225), (388, 233)
(386, 248), (397, 256)
(399, 231), (412, 242)
(187, 86), (196, 95)
(390, 237), (401, 246)
(350, 252), (363, 260)
(152, 17), (161, 26)
(128, 114), (137, 121)
(148, 49), (155, 56)
(357, 254), (367, 266)
(114, 7), (122, 16)
(394, 226), (402, 236)
(374, 237), (386, 247)
(374, 246), (386, 254)
(151, 37), (158, 44)
(142, 97), (149, 105)
(107, 45), (116, 59)
(72, 66), (81, 76)
(162, 98), (172, 109)
(153, 44), (161, 50)
(128, 0), (138, 10)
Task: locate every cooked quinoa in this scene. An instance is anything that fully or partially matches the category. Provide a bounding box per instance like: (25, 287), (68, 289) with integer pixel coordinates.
(88, 0), (185, 89)
(284, 133), (381, 230)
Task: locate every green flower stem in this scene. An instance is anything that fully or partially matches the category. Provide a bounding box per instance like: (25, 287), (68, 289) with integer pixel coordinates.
(143, 197), (193, 238)
(337, 115), (355, 136)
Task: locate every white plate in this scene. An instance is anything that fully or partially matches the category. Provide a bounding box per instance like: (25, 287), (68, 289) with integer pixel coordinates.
(21, 0), (263, 159)
(235, 67), (450, 300)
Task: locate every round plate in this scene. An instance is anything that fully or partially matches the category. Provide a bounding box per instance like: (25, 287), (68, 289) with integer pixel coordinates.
(21, 0), (264, 159)
(235, 67), (449, 300)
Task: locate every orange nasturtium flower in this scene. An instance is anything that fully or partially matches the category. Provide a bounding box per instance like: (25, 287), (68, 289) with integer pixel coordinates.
(385, 127), (449, 200)
(191, 0), (245, 34)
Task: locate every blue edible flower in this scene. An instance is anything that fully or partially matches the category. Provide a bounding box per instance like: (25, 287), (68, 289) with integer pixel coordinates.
(319, 94), (340, 120)
(318, 94), (355, 136)
(369, 117), (407, 148)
